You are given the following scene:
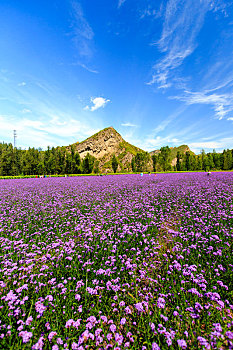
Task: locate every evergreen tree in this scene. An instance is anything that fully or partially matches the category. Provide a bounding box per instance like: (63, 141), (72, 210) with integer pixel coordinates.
(158, 146), (171, 171)
(152, 154), (159, 172)
(226, 149), (232, 170)
(197, 155), (203, 170)
(82, 153), (95, 174)
(213, 149), (220, 169)
(222, 150), (228, 170)
(93, 160), (100, 174)
(207, 153), (214, 170)
(131, 157), (136, 172)
(185, 151), (191, 171)
(134, 152), (150, 172)
(74, 152), (81, 173)
(176, 151), (182, 171)
(111, 154), (118, 173)
(190, 154), (197, 170)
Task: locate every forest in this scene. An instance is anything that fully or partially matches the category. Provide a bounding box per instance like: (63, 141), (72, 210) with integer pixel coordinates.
(0, 142), (232, 176)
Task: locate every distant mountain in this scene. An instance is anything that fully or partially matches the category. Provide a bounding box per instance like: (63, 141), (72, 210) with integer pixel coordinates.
(68, 127), (143, 172)
(150, 145), (194, 166)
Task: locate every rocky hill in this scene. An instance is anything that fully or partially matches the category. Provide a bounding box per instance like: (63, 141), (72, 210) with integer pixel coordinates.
(67, 127), (195, 172)
(68, 127), (143, 172)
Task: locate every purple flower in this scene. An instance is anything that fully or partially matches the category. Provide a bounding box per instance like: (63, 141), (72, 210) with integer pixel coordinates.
(177, 339), (187, 349)
(75, 294), (81, 301)
(78, 305), (82, 312)
(18, 331), (33, 343)
(152, 342), (160, 350)
(25, 316), (33, 325)
(107, 333), (112, 341)
(197, 336), (211, 349)
(226, 331), (233, 339)
(124, 306), (132, 314)
(65, 319), (74, 328)
(48, 331), (57, 341)
(57, 337), (63, 344)
(120, 318), (126, 325)
(109, 324), (116, 333)
(32, 336), (44, 350)
(134, 302), (144, 313)
(157, 297), (165, 309)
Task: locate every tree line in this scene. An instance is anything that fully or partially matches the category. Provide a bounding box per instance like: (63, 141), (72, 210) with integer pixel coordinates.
(129, 147), (233, 172)
(0, 142), (233, 176)
(0, 143), (99, 176)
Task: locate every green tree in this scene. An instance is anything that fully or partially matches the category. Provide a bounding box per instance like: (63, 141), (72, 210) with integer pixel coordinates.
(176, 151), (182, 171)
(158, 146), (171, 171)
(93, 160), (100, 174)
(131, 157), (136, 172)
(197, 155), (203, 170)
(226, 149), (232, 170)
(207, 153), (214, 170)
(134, 152), (150, 172)
(185, 151), (191, 171)
(152, 154), (159, 172)
(82, 153), (95, 174)
(190, 154), (197, 171)
(74, 152), (81, 173)
(222, 150), (228, 170)
(213, 149), (220, 169)
(111, 154), (118, 173)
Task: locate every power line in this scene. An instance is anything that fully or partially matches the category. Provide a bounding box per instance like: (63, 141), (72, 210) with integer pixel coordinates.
(13, 130), (17, 148)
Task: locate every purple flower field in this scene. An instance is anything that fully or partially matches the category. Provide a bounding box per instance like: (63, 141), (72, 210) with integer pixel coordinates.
(0, 173), (232, 349)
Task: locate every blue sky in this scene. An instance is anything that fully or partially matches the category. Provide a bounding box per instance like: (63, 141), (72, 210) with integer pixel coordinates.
(0, 0), (233, 153)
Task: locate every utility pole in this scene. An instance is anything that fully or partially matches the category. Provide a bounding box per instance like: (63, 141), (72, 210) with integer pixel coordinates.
(13, 130), (17, 148)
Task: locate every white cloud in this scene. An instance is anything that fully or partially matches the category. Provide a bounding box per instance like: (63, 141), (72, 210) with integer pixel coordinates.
(140, 3), (164, 19)
(73, 62), (98, 74)
(121, 122), (138, 127)
(148, 0), (226, 89)
(171, 90), (233, 119)
(84, 97), (110, 112)
(71, 1), (94, 58)
(18, 82), (26, 87)
(0, 113), (99, 149)
(0, 73), (103, 149)
(21, 108), (32, 114)
(118, 0), (126, 8)
(189, 136), (233, 152)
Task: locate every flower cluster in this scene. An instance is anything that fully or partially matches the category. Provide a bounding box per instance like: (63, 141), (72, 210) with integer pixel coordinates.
(0, 173), (232, 349)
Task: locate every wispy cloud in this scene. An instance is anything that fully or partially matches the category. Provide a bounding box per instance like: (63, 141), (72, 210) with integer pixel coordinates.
(121, 122), (138, 127)
(148, 0), (219, 88)
(140, 3), (164, 19)
(0, 111), (99, 149)
(84, 97), (110, 112)
(18, 82), (26, 87)
(73, 62), (98, 74)
(151, 106), (187, 136)
(21, 108), (32, 114)
(0, 74), (102, 148)
(70, 1), (94, 58)
(189, 136), (233, 152)
(118, 0), (126, 9)
(171, 90), (233, 119)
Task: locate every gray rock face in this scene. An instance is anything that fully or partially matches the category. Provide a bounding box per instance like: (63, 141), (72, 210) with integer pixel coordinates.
(68, 127), (142, 172)
(76, 127), (124, 159)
